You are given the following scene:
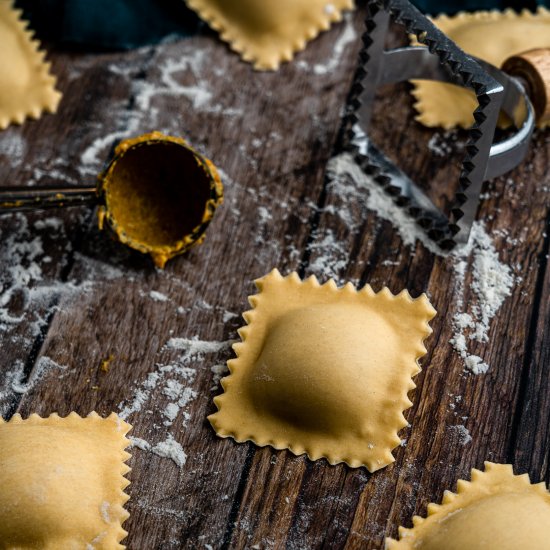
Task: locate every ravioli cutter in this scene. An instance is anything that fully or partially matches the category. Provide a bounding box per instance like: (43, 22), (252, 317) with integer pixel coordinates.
(340, 0), (550, 249)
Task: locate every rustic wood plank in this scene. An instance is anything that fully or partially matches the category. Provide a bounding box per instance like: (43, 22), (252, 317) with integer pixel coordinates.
(342, 124), (550, 548)
(216, 16), (550, 550)
(0, 4), (549, 549)
(0, 41), (144, 416)
(1, 10), (369, 549)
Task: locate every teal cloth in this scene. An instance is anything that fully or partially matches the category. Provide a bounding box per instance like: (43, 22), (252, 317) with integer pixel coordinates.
(13, 0), (550, 50)
(413, 0), (547, 15)
(15, 0), (201, 50)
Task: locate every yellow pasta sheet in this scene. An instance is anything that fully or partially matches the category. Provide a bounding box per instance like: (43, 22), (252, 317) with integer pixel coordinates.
(0, 412), (131, 549)
(0, 2), (61, 129)
(412, 8), (550, 129)
(387, 462), (550, 550)
(209, 269), (436, 472)
(184, 0), (354, 70)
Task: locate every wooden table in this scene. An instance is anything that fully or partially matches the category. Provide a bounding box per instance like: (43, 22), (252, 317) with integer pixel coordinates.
(1, 5), (549, 549)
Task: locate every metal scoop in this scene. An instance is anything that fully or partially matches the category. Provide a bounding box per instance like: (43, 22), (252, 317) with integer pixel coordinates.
(0, 132), (224, 268)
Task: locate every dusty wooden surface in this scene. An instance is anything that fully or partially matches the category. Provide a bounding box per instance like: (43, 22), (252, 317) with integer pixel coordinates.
(1, 5), (550, 549)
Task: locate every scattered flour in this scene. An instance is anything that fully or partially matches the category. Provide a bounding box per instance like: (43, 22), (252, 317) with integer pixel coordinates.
(164, 337), (231, 357)
(134, 500), (189, 521)
(448, 424), (472, 445)
(257, 206), (273, 226)
(79, 114), (141, 173)
(162, 386), (197, 426)
(306, 228), (349, 278)
(119, 336), (233, 468)
(163, 402), (180, 423)
(149, 290), (169, 302)
(307, 151), (442, 279)
(133, 51), (229, 113)
(0, 356), (67, 414)
(153, 434), (187, 467)
(450, 222), (515, 374)
(162, 379), (184, 400)
(128, 436), (151, 451)
(326, 153), (443, 255)
(130, 434), (187, 467)
(27, 158), (80, 188)
(251, 138), (263, 149)
(210, 363), (229, 391)
(0, 214), (91, 339)
(118, 370), (162, 420)
(0, 130), (27, 167)
(0, 211), (134, 413)
(222, 310), (238, 323)
(326, 153), (517, 374)
(33, 217), (64, 231)
(12, 356), (67, 394)
(312, 14), (357, 76)
(80, 44), (239, 175)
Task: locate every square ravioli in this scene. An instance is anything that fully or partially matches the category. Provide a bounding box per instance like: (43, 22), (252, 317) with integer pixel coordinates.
(0, 412), (131, 550)
(387, 462), (550, 550)
(0, 2), (61, 129)
(412, 8), (550, 129)
(184, 0), (354, 70)
(209, 269), (436, 471)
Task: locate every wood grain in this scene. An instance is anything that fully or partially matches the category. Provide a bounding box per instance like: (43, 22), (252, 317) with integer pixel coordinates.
(1, 5), (549, 549)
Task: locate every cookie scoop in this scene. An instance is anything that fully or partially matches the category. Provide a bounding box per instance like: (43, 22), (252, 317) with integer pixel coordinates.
(0, 132), (224, 268)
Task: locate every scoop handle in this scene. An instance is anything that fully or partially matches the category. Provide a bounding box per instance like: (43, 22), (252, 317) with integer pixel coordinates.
(0, 186), (98, 212)
(502, 48), (550, 125)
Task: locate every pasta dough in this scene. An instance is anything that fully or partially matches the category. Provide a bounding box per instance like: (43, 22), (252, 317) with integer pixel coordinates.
(386, 462), (550, 550)
(0, 412), (131, 550)
(412, 8), (550, 129)
(208, 269), (436, 471)
(184, 0), (354, 70)
(0, 2), (61, 129)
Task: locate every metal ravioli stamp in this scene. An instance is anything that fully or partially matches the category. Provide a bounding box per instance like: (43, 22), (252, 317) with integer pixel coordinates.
(339, 0), (537, 250)
(410, 8), (550, 130)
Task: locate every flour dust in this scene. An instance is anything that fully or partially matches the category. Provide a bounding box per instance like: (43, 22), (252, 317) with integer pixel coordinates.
(119, 336), (233, 468)
(326, 153), (517, 374)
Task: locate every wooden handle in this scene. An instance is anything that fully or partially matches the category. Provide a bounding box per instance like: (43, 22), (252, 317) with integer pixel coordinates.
(502, 48), (550, 125)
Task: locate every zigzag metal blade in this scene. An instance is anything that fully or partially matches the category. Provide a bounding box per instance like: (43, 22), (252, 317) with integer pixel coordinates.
(337, 0), (505, 250)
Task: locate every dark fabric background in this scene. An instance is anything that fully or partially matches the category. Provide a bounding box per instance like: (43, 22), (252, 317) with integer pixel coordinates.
(15, 0), (201, 50)
(14, 0), (550, 50)
(413, 0), (546, 14)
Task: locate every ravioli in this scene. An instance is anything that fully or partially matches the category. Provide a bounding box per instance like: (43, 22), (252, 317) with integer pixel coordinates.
(386, 462), (550, 550)
(412, 8), (550, 129)
(208, 269), (436, 471)
(184, 0), (354, 70)
(0, 2), (61, 129)
(0, 412), (131, 549)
